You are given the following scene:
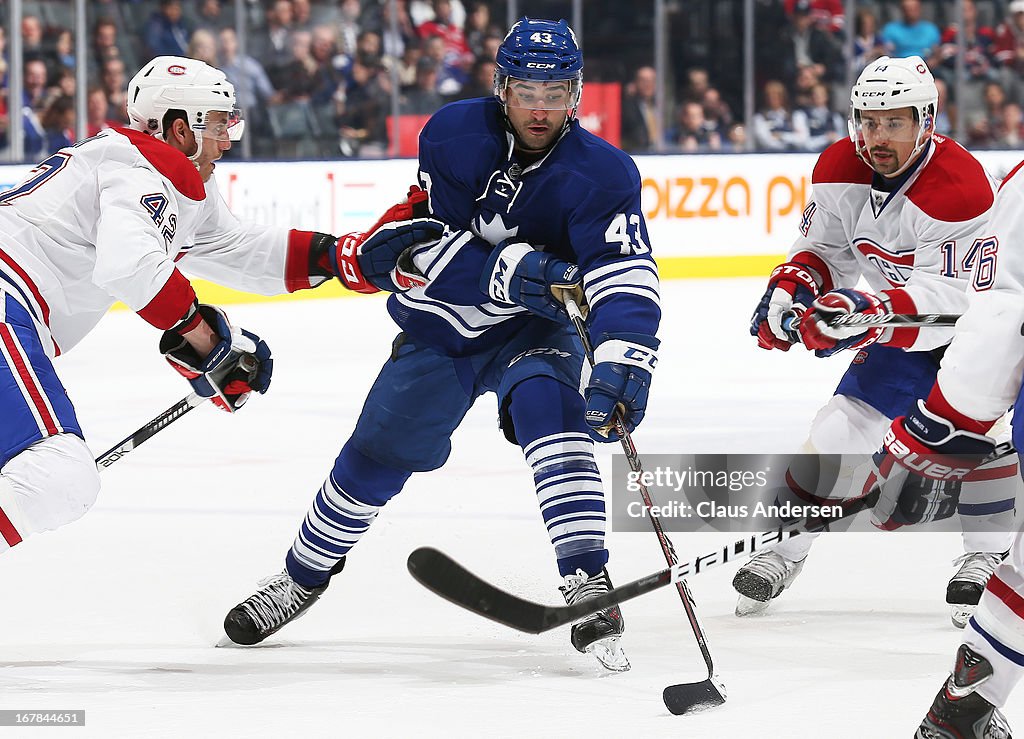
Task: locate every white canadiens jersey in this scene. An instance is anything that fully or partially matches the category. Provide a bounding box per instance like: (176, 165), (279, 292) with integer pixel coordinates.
(0, 128), (311, 356)
(937, 160), (1024, 422)
(792, 135), (995, 352)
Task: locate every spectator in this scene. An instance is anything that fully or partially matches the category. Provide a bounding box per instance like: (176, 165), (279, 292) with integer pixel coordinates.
(23, 59), (49, 113)
(995, 0), (1024, 75)
(218, 27), (279, 139)
(143, 0), (191, 58)
(417, 0), (473, 82)
(22, 16), (46, 60)
(254, 0), (297, 85)
(190, 0), (233, 34)
(53, 30), (76, 73)
(293, 0), (314, 33)
(967, 80), (1007, 147)
(187, 29), (219, 67)
(995, 102), (1024, 147)
(671, 100), (721, 152)
(933, 77), (953, 135)
(410, 0), (466, 29)
(852, 8), (886, 70)
(783, 0), (845, 35)
(752, 79), (805, 151)
(782, 0), (843, 86)
(377, 0), (418, 59)
(465, 2), (498, 58)
(723, 122), (748, 152)
(935, 0), (998, 86)
(278, 30), (319, 102)
(85, 86), (119, 137)
(0, 25), (8, 90)
(92, 19), (121, 72)
(881, 0), (940, 59)
(40, 95), (75, 154)
(682, 67), (710, 103)
(702, 88), (734, 130)
(621, 65), (659, 152)
(54, 68), (76, 100)
(396, 42), (423, 87)
(454, 56), (495, 100)
(792, 64), (821, 109)
(422, 34), (463, 96)
(401, 56), (444, 114)
(310, 25), (346, 107)
(793, 82), (844, 151)
(338, 55), (389, 157)
(480, 33), (502, 63)
(101, 57), (128, 123)
(336, 0), (362, 56)
(356, 30), (382, 60)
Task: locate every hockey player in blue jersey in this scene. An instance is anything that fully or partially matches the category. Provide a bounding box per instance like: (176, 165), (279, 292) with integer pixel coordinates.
(223, 18), (660, 671)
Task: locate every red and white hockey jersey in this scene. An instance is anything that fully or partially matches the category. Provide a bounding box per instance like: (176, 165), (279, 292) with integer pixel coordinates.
(790, 135), (995, 352)
(0, 128), (321, 356)
(933, 159), (1024, 426)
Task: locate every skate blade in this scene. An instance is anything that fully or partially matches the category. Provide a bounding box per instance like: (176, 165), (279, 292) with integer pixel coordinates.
(735, 594), (772, 617)
(949, 604), (975, 630)
(587, 636), (630, 672)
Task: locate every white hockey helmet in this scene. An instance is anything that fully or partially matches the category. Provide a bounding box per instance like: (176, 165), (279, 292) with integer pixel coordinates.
(127, 56), (244, 152)
(848, 56), (938, 175)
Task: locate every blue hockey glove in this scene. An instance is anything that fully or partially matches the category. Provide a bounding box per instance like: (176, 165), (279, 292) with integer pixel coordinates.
(870, 400), (996, 530)
(481, 240), (584, 323)
(800, 288), (889, 357)
(584, 333), (659, 442)
(751, 260), (820, 351)
(160, 304), (273, 413)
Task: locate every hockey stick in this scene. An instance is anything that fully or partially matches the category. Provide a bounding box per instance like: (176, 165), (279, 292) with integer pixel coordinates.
(407, 442), (1017, 648)
(562, 298), (725, 714)
(94, 354), (258, 469)
(94, 392), (205, 468)
(782, 311), (960, 332)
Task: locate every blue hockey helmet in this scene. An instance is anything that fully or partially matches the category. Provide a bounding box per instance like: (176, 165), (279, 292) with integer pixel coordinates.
(494, 18), (583, 113)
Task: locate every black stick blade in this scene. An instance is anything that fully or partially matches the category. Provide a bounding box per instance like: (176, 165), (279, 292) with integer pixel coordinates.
(407, 547), (553, 633)
(663, 678), (727, 715)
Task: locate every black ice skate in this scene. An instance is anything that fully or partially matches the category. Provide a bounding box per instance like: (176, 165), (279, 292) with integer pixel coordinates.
(224, 558), (346, 645)
(732, 550), (806, 616)
(916, 644), (1013, 739)
(560, 568), (629, 672)
(947, 552), (1007, 629)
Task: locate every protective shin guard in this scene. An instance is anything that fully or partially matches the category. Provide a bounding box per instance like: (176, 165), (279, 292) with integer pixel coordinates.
(509, 377), (609, 577)
(287, 440), (411, 587)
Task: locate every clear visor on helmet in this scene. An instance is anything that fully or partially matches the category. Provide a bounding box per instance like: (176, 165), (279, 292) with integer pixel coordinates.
(195, 107), (245, 142)
(849, 107), (923, 145)
(498, 77), (581, 111)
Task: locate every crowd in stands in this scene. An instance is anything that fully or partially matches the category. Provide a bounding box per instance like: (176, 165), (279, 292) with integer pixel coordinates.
(4, 0), (1024, 160)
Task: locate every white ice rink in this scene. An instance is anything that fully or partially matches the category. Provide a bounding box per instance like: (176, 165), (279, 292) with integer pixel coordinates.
(2, 278), (1017, 738)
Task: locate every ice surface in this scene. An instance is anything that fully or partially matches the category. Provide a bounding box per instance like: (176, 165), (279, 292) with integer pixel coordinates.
(1, 278), (1014, 737)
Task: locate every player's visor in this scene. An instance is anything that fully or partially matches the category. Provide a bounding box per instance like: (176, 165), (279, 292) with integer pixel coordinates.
(502, 79), (580, 111)
(197, 108), (245, 142)
(849, 109), (921, 143)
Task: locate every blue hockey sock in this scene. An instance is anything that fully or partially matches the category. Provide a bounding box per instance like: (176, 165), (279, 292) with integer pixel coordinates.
(509, 377), (609, 578)
(286, 440), (410, 588)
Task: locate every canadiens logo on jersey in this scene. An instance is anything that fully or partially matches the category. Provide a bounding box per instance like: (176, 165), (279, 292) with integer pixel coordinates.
(855, 238), (915, 287)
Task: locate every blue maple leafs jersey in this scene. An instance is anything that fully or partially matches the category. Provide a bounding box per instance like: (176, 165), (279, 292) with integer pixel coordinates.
(386, 97), (660, 356)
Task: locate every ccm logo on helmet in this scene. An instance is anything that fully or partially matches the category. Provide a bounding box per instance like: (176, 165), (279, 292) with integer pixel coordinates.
(883, 428), (972, 481)
(167, 65), (187, 75)
(526, 62), (556, 69)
